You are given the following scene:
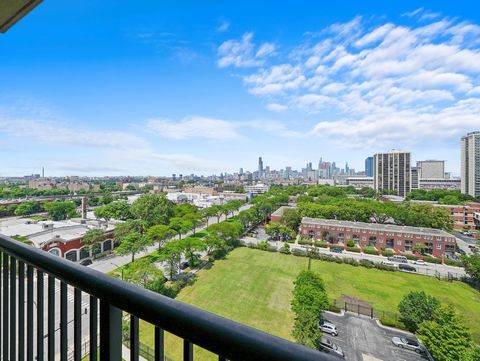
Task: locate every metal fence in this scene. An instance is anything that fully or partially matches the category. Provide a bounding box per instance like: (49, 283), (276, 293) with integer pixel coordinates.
(0, 233), (340, 361)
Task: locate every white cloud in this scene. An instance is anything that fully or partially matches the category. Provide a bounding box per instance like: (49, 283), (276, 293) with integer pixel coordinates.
(217, 21), (230, 33)
(266, 103), (287, 112)
(147, 116), (240, 140)
(218, 13), (480, 147)
(217, 32), (275, 68)
(0, 119), (146, 149)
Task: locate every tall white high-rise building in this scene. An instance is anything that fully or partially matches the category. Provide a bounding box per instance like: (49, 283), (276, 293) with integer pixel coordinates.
(461, 131), (480, 197)
(373, 150), (411, 197)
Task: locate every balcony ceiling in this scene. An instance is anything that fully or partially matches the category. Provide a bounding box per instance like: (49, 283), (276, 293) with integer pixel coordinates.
(0, 0), (42, 33)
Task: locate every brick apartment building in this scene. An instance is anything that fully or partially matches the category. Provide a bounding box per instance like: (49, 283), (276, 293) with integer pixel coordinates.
(300, 217), (456, 258)
(435, 202), (480, 231)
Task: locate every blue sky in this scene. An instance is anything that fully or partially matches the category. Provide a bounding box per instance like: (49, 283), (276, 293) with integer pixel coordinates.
(1, 1), (480, 177)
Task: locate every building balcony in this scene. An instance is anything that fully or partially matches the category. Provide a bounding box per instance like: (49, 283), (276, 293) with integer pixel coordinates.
(0, 233), (338, 361)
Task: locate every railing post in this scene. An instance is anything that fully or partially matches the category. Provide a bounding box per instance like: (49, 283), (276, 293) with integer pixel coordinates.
(100, 300), (122, 361)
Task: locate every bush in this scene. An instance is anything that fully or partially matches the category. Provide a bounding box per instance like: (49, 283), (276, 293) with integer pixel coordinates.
(402, 253), (419, 261)
(380, 317), (404, 329)
(346, 246), (361, 253)
(445, 258), (463, 267)
(298, 239), (311, 245)
(423, 256), (441, 264)
(382, 249), (394, 257)
(342, 258), (359, 267)
(375, 263), (396, 272)
(360, 259), (374, 268)
(292, 249), (307, 257)
(346, 240), (355, 248)
(315, 241), (328, 248)
(363, 246), (379, 255)
(328, 304), (342, 313)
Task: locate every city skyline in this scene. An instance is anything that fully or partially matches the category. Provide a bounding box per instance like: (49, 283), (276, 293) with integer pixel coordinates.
(2, 1), (480, 176)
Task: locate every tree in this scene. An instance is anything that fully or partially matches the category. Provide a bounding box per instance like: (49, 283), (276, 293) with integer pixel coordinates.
(159, 239), (184, 280)
(131, 194), (174, 226)
(398, 291), (440, 332)
(94, 201), (132, 223)
(124, 257), (164, 288)
(82, 228), (105, 256)
(206, 221), (244, 249)
(11, 234), (33, 246)
(14, 201), (40, 216)
(280, 208), (301, 230)
(183, 212), (202, 235)
(461, 344), (480, 361)
(461, 254), (480, 283)
(417, 305), (472, 361)
(413, 243), (428, 255)
(208, 205), (224, 223)
(180, 237), (206, 267)
(146, 225), (176, 250)
(43, 201), (77, 221)
(291, 271), (329, 349)
(115, 231), (150, 262)
(168, 217), (193, 240)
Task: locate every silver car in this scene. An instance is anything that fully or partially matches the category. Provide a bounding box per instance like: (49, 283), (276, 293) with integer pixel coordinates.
(319, 321), (338, 336)
(319, 338), (344, 357)
(392, 336), (425, 354)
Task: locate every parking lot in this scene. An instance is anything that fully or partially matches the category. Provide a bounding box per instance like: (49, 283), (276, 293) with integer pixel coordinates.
(322, 312), (427, 361)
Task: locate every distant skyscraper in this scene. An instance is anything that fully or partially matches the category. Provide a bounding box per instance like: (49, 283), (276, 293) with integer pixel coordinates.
(41, 166), (44, 178)
(239, 168), (243, 175)
(373, 150), (411, 197)
(258, 157), (264, 178)
(461, 131), (480, 197)
(365, 157), (373, 177)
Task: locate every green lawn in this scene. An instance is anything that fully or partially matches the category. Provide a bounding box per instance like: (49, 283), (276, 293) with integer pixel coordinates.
(139, 247), (480, 360)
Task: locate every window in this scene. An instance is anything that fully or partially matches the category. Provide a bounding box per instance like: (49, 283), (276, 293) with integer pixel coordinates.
(338, 233), (344, 243)
(368, 237), (376, 247)
(405, 240), (413, 251)
(386, 239), (394, 248)
(79, 247), (90, 260)
(352, 234), (359, 244)
(49, 248), (60, 257)
(103, 239), (112, 252)
(65, 250), (77, 262)
(308, 230), (315, 239)
(436, 243), (442, 250)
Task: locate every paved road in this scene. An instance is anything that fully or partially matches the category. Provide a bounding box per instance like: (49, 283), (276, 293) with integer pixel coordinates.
(242, 237), (466, 278)
(323, 312), (426, 361)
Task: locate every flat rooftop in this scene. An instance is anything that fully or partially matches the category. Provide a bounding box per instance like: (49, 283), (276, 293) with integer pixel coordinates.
(301, 217), (454, 238)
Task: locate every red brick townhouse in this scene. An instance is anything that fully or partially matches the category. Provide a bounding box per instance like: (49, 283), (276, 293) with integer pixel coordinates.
(300, 217), (456, 258)
(435, 202), (480, 232)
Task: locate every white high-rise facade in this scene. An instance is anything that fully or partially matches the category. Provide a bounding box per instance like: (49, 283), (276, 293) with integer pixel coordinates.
(373, 150), (411, 197)
(461, 131), (480, 197)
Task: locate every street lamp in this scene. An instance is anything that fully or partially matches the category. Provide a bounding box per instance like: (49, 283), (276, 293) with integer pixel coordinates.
(110, 262), (124, 280)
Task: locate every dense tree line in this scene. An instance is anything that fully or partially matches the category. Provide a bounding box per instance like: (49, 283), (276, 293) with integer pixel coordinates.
(407, 189), (477, 205)
(297, 194), (453, 231)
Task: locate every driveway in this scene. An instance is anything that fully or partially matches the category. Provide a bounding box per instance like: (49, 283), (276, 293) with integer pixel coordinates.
(322, 312), (427, 361)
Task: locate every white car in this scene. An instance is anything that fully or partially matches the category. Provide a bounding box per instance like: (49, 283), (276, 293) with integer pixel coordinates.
(319, 338), (344, 357)
(392, 337), (425, 354)
(382, 260), (398, 267)
(319, 321), (338, 336)
(412, 259), (427, 266)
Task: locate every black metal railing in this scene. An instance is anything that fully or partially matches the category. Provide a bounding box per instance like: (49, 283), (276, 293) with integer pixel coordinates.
(0, 234), (339, 361)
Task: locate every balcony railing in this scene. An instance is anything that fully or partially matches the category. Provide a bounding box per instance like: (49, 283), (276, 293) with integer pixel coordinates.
(0, 234), (339, 361)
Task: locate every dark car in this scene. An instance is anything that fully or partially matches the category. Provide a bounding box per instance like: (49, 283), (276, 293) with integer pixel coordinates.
(79, 259), (93, 266)
(330, 247), (343, 253)
(180, 261), (190, 270)
(398, 263), (416, 272)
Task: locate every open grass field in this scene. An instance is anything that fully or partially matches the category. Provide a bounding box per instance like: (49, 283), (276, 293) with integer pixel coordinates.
(139, 247), (480, 361)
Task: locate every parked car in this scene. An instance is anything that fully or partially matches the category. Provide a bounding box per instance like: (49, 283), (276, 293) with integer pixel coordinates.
(388, 255), (408, 263)
(412, 259), (427, 266)
(79, 259), (93, 266)
(319, 321), (338, 336)
(381, 260), (397, 268)
(463, 231), (474, 237)
(330, 247), (343, 253)
(391, 337), (425, 354)
(399, 264), (417, 272)
(319, 338), (344, 357)
(180, 261), (190, 270)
